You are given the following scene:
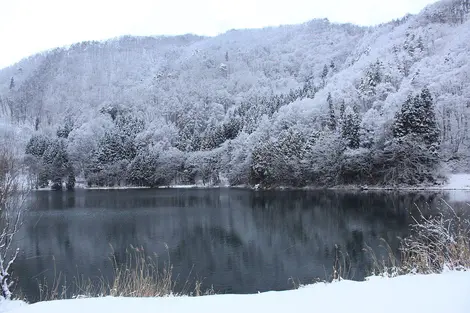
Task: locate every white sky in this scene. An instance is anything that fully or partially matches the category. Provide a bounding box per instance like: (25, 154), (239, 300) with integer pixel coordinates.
(0, 0), (439, 69)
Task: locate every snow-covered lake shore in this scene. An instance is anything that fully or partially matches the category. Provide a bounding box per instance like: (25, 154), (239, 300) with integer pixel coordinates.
(2, 271), (469, 313)
(34, 173), (470, 192)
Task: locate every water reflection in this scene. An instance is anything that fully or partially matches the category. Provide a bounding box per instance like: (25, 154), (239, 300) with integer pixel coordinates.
(12, 189), (468, 301)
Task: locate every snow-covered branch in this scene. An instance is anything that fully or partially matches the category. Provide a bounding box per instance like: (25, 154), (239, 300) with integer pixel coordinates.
(0, 143), (28, 300)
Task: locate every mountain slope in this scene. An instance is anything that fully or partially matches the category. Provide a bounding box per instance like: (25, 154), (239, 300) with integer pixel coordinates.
(1, 0), (470, 188)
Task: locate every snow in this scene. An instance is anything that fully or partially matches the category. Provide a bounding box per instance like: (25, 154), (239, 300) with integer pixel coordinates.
(0, 300), (25, 313)
(3, 271), (470, 313)
(443, 173), (470, 190)
(158, 185), (207, 189)
(80, 186), (150, 190)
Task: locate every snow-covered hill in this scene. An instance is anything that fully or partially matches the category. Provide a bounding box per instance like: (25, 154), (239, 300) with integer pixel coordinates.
(1, 0), (470, 188)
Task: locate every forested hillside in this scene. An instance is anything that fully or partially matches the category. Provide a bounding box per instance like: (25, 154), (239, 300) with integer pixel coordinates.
(1, 0), (470, 188)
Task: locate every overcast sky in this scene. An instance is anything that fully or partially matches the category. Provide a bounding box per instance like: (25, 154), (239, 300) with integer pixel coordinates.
(0, 0), (439, 69)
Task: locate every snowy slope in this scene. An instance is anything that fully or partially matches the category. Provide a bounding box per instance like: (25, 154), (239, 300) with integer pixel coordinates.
(1, 0), (470, 188)
(2, 271), (470, 313)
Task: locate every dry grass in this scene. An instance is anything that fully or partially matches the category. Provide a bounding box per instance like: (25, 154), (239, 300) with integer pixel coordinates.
(367, 201), (470, 277)
(35, 245), (214, 302)
(331, 244), (353, 281)
(107, 245), (174, 297)
(399, 202), (470, 274)
(37, 258), (68, 302)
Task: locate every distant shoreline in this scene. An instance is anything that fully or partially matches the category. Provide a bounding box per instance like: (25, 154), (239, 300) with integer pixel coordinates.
(31, 173), (470, 192)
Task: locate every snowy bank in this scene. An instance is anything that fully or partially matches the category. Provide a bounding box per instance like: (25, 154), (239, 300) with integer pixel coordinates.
(34, 173), (470, 192)
(3, 271), (470, 313)
(324, 173), (470, 192)
(443, 174), (470, 190)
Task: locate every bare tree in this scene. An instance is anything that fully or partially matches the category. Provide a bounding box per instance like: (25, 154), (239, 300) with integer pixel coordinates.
(0, 141), (28, 300)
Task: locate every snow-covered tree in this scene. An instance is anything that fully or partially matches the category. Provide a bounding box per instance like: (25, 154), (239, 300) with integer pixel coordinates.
(327, 93), (337, 131)
(0, 143), (27, 300)
(393, 88), (440, 150)
(4, 0), (470, 187)
(342, 106), (360, 149)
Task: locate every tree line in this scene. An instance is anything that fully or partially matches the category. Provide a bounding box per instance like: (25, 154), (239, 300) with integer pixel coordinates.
(24, 86), (440, 189)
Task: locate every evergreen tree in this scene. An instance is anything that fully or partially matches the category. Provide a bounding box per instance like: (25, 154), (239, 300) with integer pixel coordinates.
(9, 77), (15, 90)
(26, 135), (51, 157)
(339, 100), (346, 121)
(57, 117), (74, 139)
(301, 76), (316, 99)
(222, 117), (241, 140)
(127, 150), (159, 186)
(97, 132), (135, 164)
(25, 135), (52, 188)
(43, 140), (69, 190)
(417, 87), (440, 148)
(359, 60), (383, 97)
(342, 106), (360, 149)
(250, 142), (277, 186)
(392, 88), (439, 149)
(66, 168), (76, 191)
(390, 88), (440, 182)
(392, 94), (413, 138)
(330, 60), (335, 71)
(116, 114), (145, 138)
(34, 117), (40, 131)
(327, 93), (336, 131)
(321, 64), (329, 81)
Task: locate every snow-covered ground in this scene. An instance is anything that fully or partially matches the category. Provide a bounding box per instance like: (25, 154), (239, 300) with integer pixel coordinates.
(2, 271), (470, 313)
(443, 174), (470, 190)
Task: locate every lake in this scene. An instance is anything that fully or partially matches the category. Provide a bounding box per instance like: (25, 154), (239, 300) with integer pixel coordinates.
(11, 188), (470, 302)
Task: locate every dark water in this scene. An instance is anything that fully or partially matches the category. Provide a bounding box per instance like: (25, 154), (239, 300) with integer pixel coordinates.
(11, 188), (470, 301)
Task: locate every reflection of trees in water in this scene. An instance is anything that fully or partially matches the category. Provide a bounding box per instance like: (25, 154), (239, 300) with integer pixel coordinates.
(13, 189), (459, 300)
(244, 190), (445, 282)
(169, 226), (255, 293)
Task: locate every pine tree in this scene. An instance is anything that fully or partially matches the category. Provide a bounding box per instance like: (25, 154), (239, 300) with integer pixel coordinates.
(342, 106), (360, 149)
(127, 150), (159, 186)
(116, 114), (145, 138)
(66, 167), (76, 191)
(339, 100), (346, 120)
(417, 87), (440, 147)
(359, 60), (383, 97)
(57, 117), (74, 138)
(327, 93), (336, 131)
(392, 94), (413, 138)
(43, 140), (69, 190)
(9, 77), (15, 90)
(321, 64), (329, 81)
(97, 132), (134, 164)
(26, 135), (51, 157)
(392, 88), (439, 149)
(330, 60), (335, 71)
(301, 77), (316, 99)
